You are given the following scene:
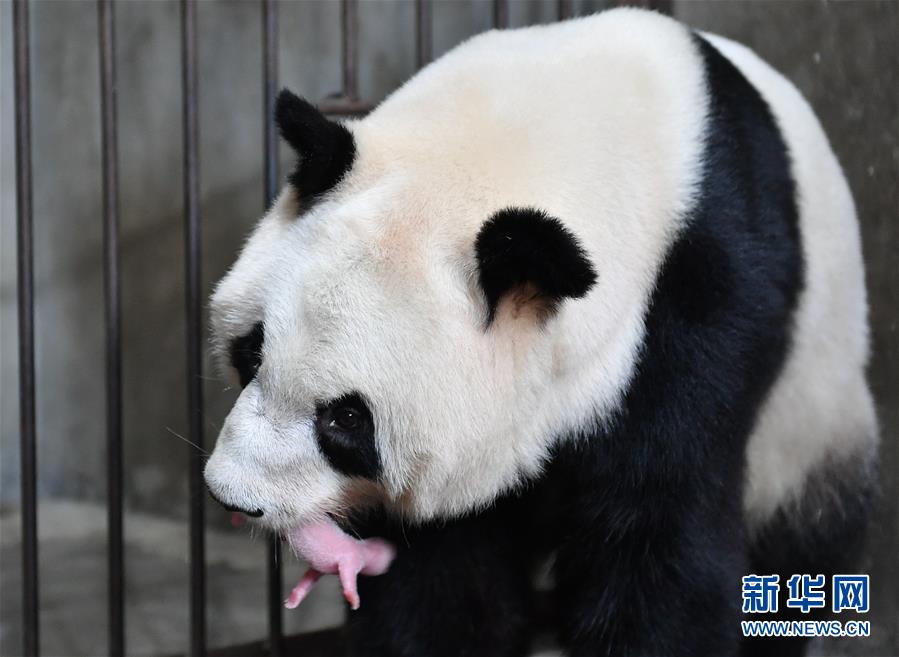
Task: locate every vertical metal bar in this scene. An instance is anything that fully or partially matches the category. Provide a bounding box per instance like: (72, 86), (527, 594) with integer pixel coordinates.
(13, 0), (38, 653)
(98, 1), (124, 655)
(557, 0), (573, 20)
(615, 0), (672, 12)
(263, 0), (280, 210)
(181, 1), (206, 656)
(492, 0), (509, 29)
(414, 0), (432, 70)
(262, 2), (282, 656)
(341, 0), (358, 100)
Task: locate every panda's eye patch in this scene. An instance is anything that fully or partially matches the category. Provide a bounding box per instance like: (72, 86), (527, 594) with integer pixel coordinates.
(315, 393), (379, 480)
(230, 322), (265, 388)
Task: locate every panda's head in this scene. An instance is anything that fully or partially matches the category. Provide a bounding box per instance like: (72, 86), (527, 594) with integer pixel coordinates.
(204, 89), (598, 532)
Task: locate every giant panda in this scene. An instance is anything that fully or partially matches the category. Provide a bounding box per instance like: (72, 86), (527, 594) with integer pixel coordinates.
(203, 9), (879, 657)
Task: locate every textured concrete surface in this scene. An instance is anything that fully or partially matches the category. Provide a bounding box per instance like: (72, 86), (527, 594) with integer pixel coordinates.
(0, 501), (343, 657)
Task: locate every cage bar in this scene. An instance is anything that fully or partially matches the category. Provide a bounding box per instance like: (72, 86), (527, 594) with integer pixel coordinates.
(341, 0), (359, 100)
(616, 0), (673, 12)
(263, 0), (280, 210)
(181, 1), (206, 655)
(558, 0), (573, 20)
(317, 98), (372, 116)
(262, 0), (284, 655)
(13, 0), (39, 653)
(415, 0), (432, 70)
(98, 0), (125, 654)
(492, 0), (509, 29)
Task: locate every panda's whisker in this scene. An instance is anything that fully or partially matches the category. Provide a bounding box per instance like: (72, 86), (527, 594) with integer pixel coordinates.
(399, 512), (411, 548)
(165, 426), (210, 456)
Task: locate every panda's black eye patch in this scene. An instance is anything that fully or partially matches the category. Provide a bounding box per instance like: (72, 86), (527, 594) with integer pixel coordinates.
(315, 393), (380, 480)
(230, 322), (265, 388)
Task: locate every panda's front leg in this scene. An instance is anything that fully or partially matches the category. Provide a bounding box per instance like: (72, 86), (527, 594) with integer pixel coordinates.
(346, 497), (535, 657)
(549, 437), (747, 657)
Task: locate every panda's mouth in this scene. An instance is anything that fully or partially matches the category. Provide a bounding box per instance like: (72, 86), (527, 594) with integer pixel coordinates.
(283, 517), (395, 610)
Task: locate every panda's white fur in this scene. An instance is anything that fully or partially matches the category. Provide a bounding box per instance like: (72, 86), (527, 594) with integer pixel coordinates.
(702, 34), (878, 526)
(205, 9), (876, 540)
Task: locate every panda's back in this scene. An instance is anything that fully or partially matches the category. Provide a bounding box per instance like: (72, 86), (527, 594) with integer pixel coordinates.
(704, 35), (878, 526)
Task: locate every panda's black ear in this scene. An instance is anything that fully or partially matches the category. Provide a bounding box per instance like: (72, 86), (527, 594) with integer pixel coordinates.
(274, 88), (356, 201)
(475, 207), (597, 325)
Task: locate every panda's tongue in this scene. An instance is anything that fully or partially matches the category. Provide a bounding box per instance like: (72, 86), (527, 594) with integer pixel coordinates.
(284, 519), (396, 611)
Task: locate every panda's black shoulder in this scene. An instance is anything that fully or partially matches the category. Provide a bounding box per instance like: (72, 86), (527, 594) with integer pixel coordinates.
(662, 34), (803, 331)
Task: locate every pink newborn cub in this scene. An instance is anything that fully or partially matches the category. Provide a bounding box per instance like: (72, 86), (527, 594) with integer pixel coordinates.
(285, 519), (396, 610)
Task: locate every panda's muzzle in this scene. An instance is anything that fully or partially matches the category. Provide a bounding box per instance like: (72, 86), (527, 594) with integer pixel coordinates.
(206, 486), (264, 517)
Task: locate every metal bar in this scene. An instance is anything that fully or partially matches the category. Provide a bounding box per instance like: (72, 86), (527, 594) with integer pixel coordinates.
(414, 0), (432, 70)
(181, 1), (206, 655)
(557, 0), (573, 20)
(341, 0), (359, 100)
(13, 0), (38, 653)
(263, 0), (280, 209)
(98, 0), (125, 654)
(266, 540), (282, 656)
(615, 0), (672, 13)
(262, 1), (283, 655)
(316, 98), (373, 117)
(492, 0), (509, 29)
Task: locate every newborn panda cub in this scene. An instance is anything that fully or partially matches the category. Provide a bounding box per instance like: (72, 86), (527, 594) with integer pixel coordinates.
(204, 9), (878, 657)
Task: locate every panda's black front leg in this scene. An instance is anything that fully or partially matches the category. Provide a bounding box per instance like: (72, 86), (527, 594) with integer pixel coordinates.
(540, 154), (801, 655)
(346, 497), (535, 657)
(545, 307), (757, 657)
(551, 440), (746, 657)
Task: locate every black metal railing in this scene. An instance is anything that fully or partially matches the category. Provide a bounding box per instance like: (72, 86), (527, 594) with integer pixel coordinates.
(98, 1), (125, 654)
(11, 1), (667, 655)
(13, 0), (38, 655)
(262, 2), (283, 654)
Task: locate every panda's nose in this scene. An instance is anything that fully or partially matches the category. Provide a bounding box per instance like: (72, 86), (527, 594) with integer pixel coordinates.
(207, 486), (264, 517)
